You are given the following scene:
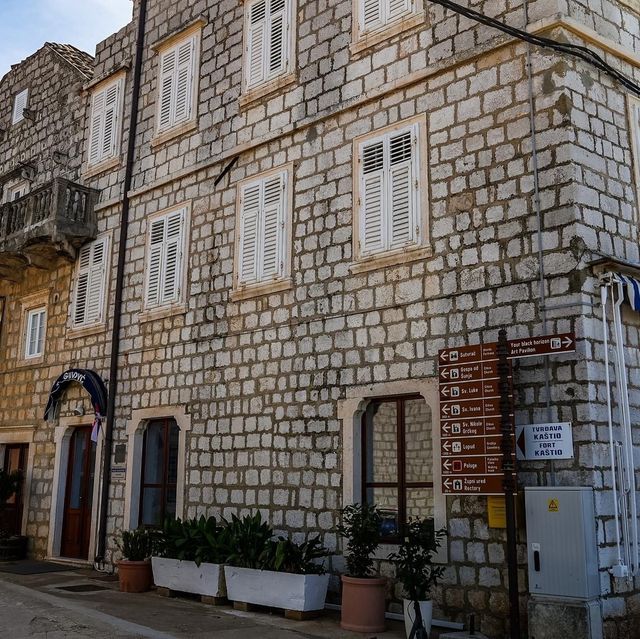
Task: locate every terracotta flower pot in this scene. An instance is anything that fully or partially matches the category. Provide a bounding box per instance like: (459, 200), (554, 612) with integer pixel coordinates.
(340, 575), (387, 633)
(118, 560), (152, 593)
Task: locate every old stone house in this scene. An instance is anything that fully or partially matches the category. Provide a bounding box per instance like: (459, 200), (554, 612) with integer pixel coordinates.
(2, 0), (640, 636)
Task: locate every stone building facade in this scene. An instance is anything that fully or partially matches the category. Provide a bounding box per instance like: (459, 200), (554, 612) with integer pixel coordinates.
(2, 0), (640, 637)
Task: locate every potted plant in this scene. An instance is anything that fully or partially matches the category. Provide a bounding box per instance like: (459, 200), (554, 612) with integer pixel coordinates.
(116, 527), (155, 593)
(390, 518), (446, 638)
(0, 469), (28, 561)
(151, 515), (228, 599)
(337, 503), (385, 632)
(223, 512), (330, 616)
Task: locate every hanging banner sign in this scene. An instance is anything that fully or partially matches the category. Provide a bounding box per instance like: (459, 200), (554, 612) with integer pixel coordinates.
(43, 369), (108, 422)
(515, 422), (574, 460)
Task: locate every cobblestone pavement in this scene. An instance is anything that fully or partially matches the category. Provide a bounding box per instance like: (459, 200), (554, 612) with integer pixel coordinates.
(0, 567), (408, 639)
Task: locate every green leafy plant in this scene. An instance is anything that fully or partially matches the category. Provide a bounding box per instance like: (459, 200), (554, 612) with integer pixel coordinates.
(159, 516), (230, 566)
(224, 512), (274, 569)
(116, 527), (155, 562)
(260, 535), (328, 575)
(337, 503), (382, 578)
(0, 469), (22, 539)
(389, 518), (446, 601)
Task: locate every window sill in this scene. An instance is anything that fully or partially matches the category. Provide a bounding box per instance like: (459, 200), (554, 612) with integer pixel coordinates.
(66, 323), (107, 340)
(138, 302), (188, 323)
(350, 245), (432, 274)
(239, 73), (297, 110)
(151, 120), (198, 148)
(230, 278), (293, 302)
(83, 156), (122, 179)
(14, 355), (45, 369)
(350, 12), (427, 56)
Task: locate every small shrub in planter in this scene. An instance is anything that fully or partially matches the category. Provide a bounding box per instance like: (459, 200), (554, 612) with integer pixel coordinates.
(337, 503), (386, 633)
(223, 512), (331, 615)
(0, 469), (27, 561)
(390, 518), (446, 638)
(116, 527), (155, 593)
(152, 516), (229, 598)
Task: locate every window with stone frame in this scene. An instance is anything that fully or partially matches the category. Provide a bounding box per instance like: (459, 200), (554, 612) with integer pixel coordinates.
(244, 0), (293, 90)
(139, 418), (179, 527)
(156, 33), (199, 133)
(361, 395), (433, 540)
(87, 76), (124, 167)
(143, 206), (188, 310)
(2, 179), (29, 204)
(235, 168), (290, 289)
(72, 236), (109, 328)
(356, 120), (422, 259)
(24, 307), (46, 360)
(357, 0), (418, 36)
(12, 88), (28, 125)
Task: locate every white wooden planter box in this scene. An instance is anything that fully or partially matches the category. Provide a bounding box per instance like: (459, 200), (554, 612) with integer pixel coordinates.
(151, 557), (226, 598)
(224, 566), (330, 612)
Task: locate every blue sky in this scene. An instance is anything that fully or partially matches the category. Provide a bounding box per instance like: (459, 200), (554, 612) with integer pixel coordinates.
(1, 0), (132, 78)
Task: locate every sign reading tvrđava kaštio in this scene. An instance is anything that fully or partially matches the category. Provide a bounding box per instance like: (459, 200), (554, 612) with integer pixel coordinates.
(515, 422), (574, 460)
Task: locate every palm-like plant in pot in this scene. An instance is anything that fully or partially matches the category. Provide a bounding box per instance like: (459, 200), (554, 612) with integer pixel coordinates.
(116, 527), (156, 593)
(0, 469), (27, 561)
(390, 518), (446, 638)
(337, 503), (385, 633)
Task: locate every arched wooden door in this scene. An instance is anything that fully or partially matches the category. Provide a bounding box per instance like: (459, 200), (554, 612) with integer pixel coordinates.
(60, 427), (96, 559)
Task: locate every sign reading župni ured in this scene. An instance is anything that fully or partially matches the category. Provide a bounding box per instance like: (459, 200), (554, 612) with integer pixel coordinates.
(439, 343), (514, 495)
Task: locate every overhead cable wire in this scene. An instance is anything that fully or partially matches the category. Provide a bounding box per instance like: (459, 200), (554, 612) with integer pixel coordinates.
(427, 0), (640, 97)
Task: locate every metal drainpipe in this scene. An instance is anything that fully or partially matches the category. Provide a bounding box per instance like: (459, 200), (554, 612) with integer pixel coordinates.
(523, 0), (554, 484)
(95, 0), (148, 563)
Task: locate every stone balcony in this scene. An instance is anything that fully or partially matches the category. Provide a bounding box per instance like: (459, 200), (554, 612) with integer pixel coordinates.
(0, 178), (99, 282)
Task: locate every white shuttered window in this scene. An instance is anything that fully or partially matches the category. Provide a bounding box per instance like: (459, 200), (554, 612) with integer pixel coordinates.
(88, 78), (123, 166)
(12, 89), (28, 125)
(145, 207), (187, 308)
(157, 35), (198, 132)
(359, 0), (414, 33)
(245, 0), (291, 89)
(358, 123), (421, 257)
(73, 237), (109, 327)
(237, 171), (288, 286)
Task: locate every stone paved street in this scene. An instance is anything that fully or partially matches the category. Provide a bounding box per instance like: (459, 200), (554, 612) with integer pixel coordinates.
(0, 567), (408, 639)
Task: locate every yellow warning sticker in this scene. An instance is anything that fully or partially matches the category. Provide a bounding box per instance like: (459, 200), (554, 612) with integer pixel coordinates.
(548, 498), (559, 512)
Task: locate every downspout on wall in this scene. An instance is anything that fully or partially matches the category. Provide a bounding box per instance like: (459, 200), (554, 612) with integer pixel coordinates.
(95, 0), (148, 564)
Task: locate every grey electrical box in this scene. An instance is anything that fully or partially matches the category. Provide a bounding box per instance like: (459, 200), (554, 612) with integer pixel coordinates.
(525, 487), (600, 600)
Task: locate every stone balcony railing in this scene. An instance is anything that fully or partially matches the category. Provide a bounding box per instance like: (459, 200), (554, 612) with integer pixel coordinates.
(0, 178), (99, 281)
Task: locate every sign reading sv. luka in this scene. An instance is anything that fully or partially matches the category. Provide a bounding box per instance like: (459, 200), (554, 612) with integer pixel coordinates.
(44, 369), (108, 422)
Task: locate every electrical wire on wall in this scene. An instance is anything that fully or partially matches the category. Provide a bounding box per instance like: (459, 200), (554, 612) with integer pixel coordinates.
(426, 0), (640, 97)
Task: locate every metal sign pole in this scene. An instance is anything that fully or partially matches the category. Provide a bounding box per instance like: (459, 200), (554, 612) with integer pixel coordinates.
(498, 328), (520, 638)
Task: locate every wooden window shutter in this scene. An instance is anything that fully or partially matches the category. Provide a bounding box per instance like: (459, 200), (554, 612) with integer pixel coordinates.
(74, 238), (108, 326)
(145, 209), (186, 308)
(102, 82), (120, 159)
(12, 89), (28, 124)
(88, 89), (106, 165)
(247, 0), (268, 88)
(387, 129), (417, 247)
(268, 0), (287, 77)
(174, 38), (195, 124)
(260, 173), (286, 279)
(158, 48), (177, 131)
(239, 183), (261, 284)
(387, 0), (412, 22)
(360, 139), (386, 255)
(162, 209), (185, 303)
(146, 217), (166, 307)
(361, 0), (384, 31)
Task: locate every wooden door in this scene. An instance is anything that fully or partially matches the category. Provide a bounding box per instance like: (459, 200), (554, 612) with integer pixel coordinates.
(60, 427), (96, 559)
(1, 444), (28, 536)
